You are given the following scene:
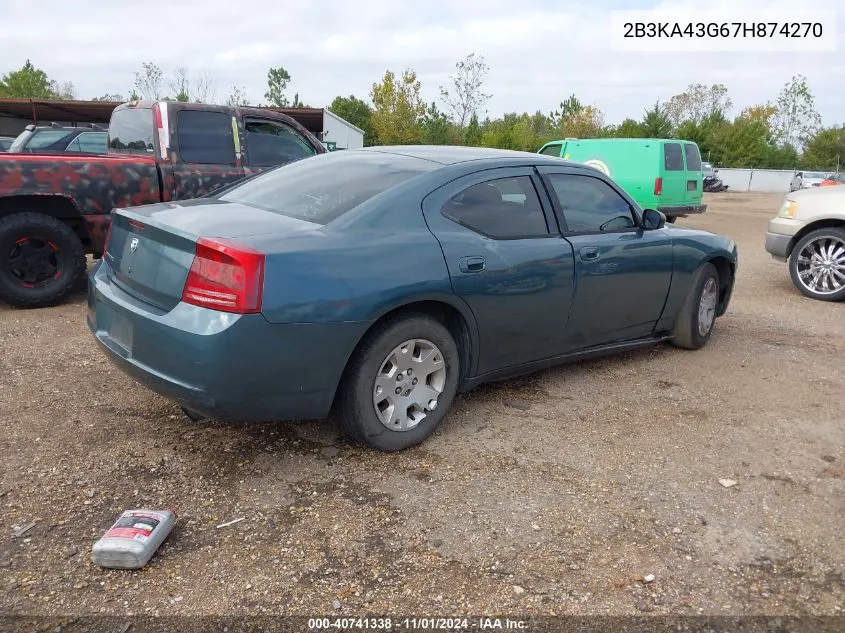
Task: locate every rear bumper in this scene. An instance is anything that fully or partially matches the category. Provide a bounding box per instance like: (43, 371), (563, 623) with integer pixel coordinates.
(658, 204), (707, 217)
(87, 262), (369, 422)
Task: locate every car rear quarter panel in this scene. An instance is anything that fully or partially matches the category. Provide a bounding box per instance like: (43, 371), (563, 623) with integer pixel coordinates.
(0, 154), (162, 253)
(249, 226), (463, 326)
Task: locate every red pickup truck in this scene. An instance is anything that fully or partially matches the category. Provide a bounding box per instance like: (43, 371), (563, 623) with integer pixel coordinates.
(0, 100), (326, 308)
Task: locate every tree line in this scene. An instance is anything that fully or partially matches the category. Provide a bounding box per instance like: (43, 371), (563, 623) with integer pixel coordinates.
(1, 57), (842, 172)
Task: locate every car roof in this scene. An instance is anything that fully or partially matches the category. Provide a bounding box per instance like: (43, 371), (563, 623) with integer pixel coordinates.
(355, 144), (584, 167)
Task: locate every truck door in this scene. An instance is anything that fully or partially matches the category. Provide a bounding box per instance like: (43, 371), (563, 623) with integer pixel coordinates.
(170, 108), (244, 199)
(240, 116), (321, 178)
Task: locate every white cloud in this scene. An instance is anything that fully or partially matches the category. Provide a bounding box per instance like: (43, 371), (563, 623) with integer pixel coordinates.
(1, 0), (842, 125)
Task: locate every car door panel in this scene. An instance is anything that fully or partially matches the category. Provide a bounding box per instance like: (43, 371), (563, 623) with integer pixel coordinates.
(421, 167), (576, 375)
(538, 167), (674, 350)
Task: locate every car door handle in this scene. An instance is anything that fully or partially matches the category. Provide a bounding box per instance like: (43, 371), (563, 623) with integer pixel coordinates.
(579, 247), (600, 261)
(459, 256), (486, 273)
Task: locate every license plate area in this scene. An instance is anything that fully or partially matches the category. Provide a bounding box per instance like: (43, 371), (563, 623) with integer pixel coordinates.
(109, 313), (134, 354)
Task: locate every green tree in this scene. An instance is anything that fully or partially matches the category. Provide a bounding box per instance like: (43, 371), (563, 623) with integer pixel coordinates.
(329, 95), (377, 146)
(439, 53), (491, 128)
(464, 112), (482, 146)
(170, 67), (191, 102)
(370, 69), (425, 145)
(639, 101), (674, 138)
(611, 118), (646, 138)
(134, 62), (164, 100)
(550, 94), (583, 129)
(772, 74), (822, 150)
(801, 126), (845, 171)
(420, 102), (461, 145)
(225, 85), (249, 106)
(664, 83), (732, 127)
(0, 59), (57, 99)
(92, 93), (125, 102)
(265, 67), (291, 107)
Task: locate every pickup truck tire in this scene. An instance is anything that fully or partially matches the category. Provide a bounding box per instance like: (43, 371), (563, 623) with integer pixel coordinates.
(0, 212), (87, 308)
(788, 227), (845, 302)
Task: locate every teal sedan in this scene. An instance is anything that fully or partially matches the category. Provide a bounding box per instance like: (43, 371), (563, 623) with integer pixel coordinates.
(88, 146), (738, 452)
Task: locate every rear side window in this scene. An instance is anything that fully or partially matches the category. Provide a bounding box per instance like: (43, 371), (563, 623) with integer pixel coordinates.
(664, 143), (684, 171)
(218, 151), (436, 225)
(176, 110), (236, 165)
(109, 108), (155, 154)
(441, 176), (549, 239)
(244, 118), (316, 167)
(683, 143), (702, 170)
(539, 144), (562, 156)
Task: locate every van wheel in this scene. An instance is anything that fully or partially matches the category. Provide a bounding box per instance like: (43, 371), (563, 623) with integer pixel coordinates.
(0, 212), (87, 308)
(666, 216), (677, 224)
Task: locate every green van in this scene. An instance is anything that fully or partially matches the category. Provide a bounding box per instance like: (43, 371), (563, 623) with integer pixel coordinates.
(537, 138), (706, 222)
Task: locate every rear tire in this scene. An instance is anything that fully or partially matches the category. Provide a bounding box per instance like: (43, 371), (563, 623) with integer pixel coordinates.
(670, 262), (720, 350)
(0, 212), (86, 308)
(336, 314), (460, 452)
(666, 216), (677, 224)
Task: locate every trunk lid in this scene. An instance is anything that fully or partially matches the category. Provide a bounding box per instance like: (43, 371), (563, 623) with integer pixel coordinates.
(105, 199), (318, 311)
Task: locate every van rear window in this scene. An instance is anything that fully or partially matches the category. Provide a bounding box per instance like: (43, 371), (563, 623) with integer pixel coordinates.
(683, 144), (702, 170)
(664, 143), (684, 171)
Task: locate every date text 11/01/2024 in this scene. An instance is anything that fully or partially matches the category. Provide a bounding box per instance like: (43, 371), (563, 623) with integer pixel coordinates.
(622, 21), (823, 38)
(307, 617), (528, 630)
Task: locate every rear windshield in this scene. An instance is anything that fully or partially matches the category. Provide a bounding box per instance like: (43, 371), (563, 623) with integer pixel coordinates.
(109, 107), (155, 155)
(218, 151), (437, 225)
(683, 143), (702, 170)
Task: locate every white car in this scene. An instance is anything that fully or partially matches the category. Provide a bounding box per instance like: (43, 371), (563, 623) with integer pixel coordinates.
(765, 186), (845, 301)
(789, 170), (829, 192)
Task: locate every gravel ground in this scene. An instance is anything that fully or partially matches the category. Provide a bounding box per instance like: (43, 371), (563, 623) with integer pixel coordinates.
(0, 192), (843, 620)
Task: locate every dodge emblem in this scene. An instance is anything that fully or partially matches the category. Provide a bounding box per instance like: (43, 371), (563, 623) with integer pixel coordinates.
(129, 237), (139, 252)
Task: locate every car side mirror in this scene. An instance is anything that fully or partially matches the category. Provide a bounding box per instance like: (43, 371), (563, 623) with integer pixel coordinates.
(641, 208), (666, 230)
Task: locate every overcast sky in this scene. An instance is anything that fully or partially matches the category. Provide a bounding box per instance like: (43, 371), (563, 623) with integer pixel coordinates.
(2, 0), (843, 125)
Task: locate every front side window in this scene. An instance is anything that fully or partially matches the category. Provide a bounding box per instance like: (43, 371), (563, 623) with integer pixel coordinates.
(546, 173), (636, 233)
(66, 132), (108, 154)
(244, 119), (316, 167)
(441, 176), (549, 239)
(539, 144), (562, 156)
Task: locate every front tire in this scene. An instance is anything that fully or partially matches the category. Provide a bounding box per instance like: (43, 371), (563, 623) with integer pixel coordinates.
(336, 314), (460, 452)
(788, 228), (845, 302)
(0, 212), (86, 308)
(670, 262), (720, 350)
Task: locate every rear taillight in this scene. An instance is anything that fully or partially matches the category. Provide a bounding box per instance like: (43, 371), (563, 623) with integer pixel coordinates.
(654, 177), (663, 195)
(181, 238), (265, 314)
